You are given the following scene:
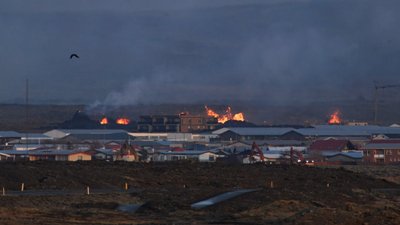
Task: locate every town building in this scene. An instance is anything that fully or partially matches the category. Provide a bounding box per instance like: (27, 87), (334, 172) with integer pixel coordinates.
(363, 141), (400, 164)
(212, 125), (400, 142)
(212, 127), (298, 142)
(0, 131), (23, 145)
(28, 149), (92, 161)
(137, 115), (181, 132)
(180, 115), (218, 133)
(44, 129), (130, 140)
(0, 149), (92, 161)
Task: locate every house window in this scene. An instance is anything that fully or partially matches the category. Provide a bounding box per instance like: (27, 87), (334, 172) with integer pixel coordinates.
(78, 156), (83, 161)
(209, 155), (215, 161)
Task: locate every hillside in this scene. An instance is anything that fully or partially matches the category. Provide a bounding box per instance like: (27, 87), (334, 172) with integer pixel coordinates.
(0, 161), (399, 224)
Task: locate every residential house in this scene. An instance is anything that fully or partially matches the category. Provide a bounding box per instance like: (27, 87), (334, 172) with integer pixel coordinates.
(308, 139), (356, 160)
(309, 139), (355, 150)
(363, 141), (400, 164)
(28, 149), (92, 161)
(86, 149), (116, 161)
(0, 150), (29, 160)
(198, 151), (223, 162)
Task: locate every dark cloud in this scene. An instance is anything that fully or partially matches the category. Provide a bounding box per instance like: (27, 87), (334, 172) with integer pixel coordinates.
(0, 0), (400, 105)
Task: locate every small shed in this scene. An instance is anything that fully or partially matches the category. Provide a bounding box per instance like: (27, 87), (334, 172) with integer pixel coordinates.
(199, 151), (221, 162)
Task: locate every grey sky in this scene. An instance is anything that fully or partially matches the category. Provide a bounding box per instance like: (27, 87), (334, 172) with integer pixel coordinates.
(1, 0), (400, 105)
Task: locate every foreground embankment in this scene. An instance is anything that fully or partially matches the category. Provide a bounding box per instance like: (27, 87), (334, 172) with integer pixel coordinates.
(0, 161), (399, 224)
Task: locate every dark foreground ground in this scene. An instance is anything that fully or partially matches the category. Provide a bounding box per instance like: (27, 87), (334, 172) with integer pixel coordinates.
(0, 161), (400, 224)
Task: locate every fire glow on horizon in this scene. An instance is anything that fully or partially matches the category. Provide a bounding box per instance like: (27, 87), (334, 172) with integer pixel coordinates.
(99, 117), (130, 125)
(100, 117), (108, 125)
(328, 111), (341, 124)
(116, 118), (130, 125)
(205, 106), (245, 123)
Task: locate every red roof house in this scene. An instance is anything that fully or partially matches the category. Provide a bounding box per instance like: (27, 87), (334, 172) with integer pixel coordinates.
(309, 139), (355, 152)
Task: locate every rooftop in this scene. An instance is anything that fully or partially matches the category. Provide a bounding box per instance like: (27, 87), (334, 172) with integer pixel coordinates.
(213, 127), (294, 136)
(0, 131), (23, 138)
(364, 143), (400, 150)
(309, 139), (352, 151)
(212, 126), (400, 137)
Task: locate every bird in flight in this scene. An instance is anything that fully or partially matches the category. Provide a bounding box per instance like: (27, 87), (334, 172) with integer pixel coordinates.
(70, 53), (79, 59)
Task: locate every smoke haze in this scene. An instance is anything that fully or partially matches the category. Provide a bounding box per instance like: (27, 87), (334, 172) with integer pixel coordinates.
(1, 0), (400, 105)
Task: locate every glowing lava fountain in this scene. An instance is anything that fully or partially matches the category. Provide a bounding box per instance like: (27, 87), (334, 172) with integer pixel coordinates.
(205, 106), (245, 124)
(100, 117), (108, 125)
(328, 111), (341, 124)
(116, 118), (130, 125)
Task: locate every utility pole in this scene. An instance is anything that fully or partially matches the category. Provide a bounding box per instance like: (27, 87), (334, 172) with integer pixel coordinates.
(25, 79), (29, 151)
(373, 82), (400, 124)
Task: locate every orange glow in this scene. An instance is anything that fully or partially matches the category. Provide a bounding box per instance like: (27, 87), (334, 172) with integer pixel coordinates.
(116, 118), (130, 125)
(100, 117), (108, 125)
(205, 106), (219, 118)
(328, 111), (341, 124)
(233, 112), (245, 121)
(205, 106), (245, 123)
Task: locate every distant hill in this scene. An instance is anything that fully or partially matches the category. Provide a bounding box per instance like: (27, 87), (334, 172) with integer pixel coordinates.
(1, 100), (399, 131)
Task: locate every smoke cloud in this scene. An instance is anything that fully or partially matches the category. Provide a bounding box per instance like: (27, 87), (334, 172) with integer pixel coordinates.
(1, 0), (400, 106)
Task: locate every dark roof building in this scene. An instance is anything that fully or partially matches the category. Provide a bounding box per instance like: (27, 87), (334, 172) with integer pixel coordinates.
(309, 139), (355, 152)
(212, 125), (400, 142)
(137, 115), (180, 132)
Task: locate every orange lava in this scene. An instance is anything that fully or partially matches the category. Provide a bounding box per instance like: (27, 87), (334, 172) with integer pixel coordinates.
(116, 118), (130, 125)
(328, 111), (341, 124)
(205, 106), (245, 123)
(100, 117), (108, 125)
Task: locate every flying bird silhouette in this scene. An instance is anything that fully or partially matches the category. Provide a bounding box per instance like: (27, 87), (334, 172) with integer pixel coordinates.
(70, 54), (79, 59)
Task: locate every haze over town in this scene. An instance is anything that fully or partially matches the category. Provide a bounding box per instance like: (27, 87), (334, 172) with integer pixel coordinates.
(1, 0), (400, 107)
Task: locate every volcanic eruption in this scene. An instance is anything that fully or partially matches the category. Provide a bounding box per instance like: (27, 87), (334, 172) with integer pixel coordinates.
(205, 106), (245, 123)
(116, 117), (130, 125)
(100, 117), (108, 125)
(328, 111), (341, 124)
